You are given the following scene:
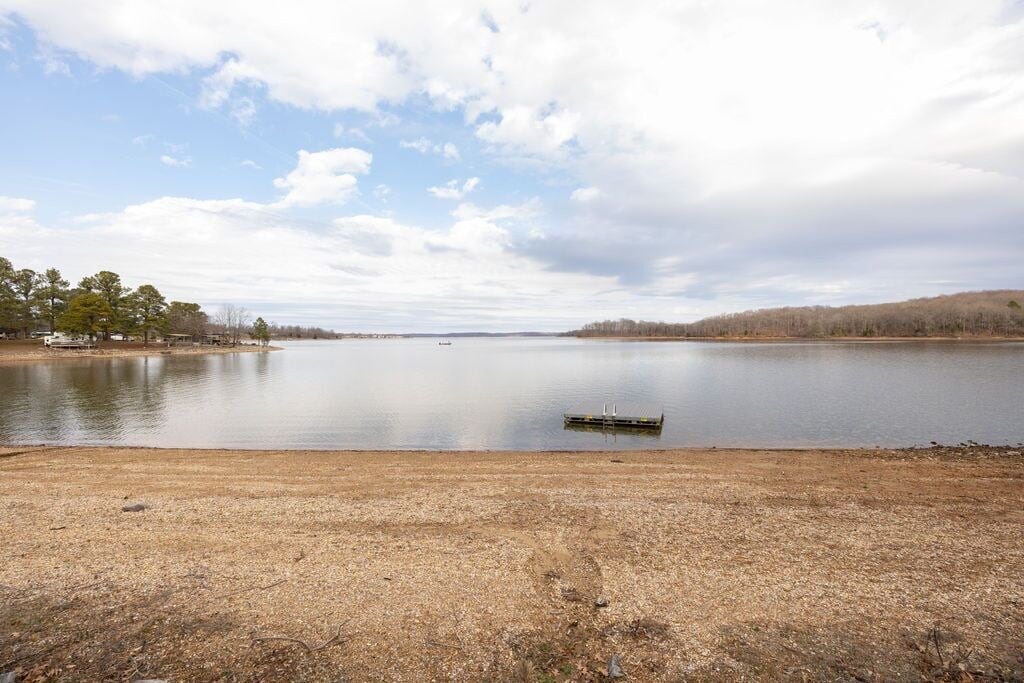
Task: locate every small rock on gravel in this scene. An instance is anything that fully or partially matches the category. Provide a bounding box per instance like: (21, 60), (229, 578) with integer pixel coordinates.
(1, 670), (17, 683)
(121, 503), (147, 512)
(561, 586), (582, 602)
(608, 654), (625, 678)
(595, 595), (609, 607)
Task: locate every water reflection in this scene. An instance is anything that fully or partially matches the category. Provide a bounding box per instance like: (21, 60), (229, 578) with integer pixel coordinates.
(563, 423), (663, 446)
(1, 338), (1023, 449)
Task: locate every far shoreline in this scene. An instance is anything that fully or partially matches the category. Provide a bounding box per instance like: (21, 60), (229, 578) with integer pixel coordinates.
(568, 335), (1024, 343)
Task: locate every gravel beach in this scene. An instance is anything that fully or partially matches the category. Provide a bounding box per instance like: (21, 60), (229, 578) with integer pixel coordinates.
(0, 446), (1021, 681)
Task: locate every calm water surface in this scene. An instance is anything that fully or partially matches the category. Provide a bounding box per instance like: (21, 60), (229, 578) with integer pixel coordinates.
(1, 338), (1022, 449)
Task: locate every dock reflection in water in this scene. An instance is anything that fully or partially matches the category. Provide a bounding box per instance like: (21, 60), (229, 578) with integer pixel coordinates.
(562, 422), (663, 441)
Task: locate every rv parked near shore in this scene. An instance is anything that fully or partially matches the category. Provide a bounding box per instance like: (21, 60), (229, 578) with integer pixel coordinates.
(44, 332), (90, 348)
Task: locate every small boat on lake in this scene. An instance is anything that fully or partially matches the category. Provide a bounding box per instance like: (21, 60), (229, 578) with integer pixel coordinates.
(438, 340), (452, 346)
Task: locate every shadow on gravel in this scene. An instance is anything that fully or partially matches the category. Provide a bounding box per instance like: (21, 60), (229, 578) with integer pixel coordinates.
(0, 584), (351, 682)
(707, 620), (1024, 682)
(2, 588), (1021, 681)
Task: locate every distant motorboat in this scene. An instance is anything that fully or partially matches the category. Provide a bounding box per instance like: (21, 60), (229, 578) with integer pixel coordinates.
(438, 340), (453, 346)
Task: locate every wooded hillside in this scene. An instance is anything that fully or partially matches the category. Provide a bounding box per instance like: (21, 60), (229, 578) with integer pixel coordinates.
(572, 290), (1024, 338)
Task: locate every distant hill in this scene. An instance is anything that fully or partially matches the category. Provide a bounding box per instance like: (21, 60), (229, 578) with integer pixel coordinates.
(571, 290), (1024, 339)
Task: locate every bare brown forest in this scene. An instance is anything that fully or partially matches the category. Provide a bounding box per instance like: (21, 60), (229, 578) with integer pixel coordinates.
(572, 290), (1024, 338)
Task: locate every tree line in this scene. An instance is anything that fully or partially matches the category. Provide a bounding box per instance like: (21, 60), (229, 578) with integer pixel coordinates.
(571, 290), (1024, 339)
(0, 256), (272, 346)
(266, 323), (342, 339)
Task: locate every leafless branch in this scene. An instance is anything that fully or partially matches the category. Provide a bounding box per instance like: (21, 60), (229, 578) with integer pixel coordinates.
(217, 578), (285, 599)
(250, 622), (348, 654)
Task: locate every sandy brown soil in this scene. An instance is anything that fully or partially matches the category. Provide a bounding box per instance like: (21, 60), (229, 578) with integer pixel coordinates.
(1, 446), (1022, 682)
(0, 340), (278, 365)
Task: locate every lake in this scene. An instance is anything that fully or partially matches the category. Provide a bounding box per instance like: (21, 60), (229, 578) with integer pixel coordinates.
(2, 338), (1023, 450)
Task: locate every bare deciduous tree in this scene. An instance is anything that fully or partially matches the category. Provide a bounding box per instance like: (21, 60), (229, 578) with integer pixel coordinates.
(214, 304), (251, 345)
(572, 290), (1024, 339)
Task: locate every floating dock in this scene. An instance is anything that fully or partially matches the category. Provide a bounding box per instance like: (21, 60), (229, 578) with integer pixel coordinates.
(563, 404), (664, 430)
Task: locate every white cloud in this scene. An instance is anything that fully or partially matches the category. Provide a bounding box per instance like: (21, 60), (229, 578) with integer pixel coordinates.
(272, 147), (372, 208)
(476, 106), (580, 157)
(34, 46), (69, 75)
(0, 196), (40, 236)
(138, 137), (193, 167)
(3, 1), (1024, 311)
(441, 142), (460, 161)
(0, 14), (11, 52)
(9, 2), (1021, 184)
(400, 137), (461, 161)
(371, 111), (400, 128)
(0, 196), (36, 212)
(451, 197), (541, 222)
(399, 137), (432, 153)
(160, 154), (191, 168)
(570, 187), (599, 202)
(427, 177), (479, 200)
(374, 184), (392, 202)
(197, 56), (263, 122)
(10, 3), (1020, 185)
(333, 123), (372, 143)
(240, 159), (262, 170)
(0, 195), (632, 331)
(229, 96), (256, 126)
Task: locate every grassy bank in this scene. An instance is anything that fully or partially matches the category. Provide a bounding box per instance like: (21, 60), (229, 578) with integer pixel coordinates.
(0, 446), (1021, 681)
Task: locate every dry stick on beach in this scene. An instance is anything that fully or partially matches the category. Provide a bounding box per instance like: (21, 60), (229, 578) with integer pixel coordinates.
(931, 625), (944, 668)
(216, 578), (286, 599)
(250, 622), (349, 654)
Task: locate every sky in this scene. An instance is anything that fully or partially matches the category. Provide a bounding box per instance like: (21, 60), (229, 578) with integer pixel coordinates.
(1, 1), (1022, 332)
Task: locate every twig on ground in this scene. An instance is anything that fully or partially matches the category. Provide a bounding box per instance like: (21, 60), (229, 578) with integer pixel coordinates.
(250, 622), (349, 654)
(0, 638), (70, 670)
(781, 642), (808, 658)
(217, 578), (286, 599)
(251, 634), (316, 653)
(931, 625), (944, 668)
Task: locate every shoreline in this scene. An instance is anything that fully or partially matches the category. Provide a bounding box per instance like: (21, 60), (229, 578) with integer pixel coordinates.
(0, 343), (281, 365)
(1, 445), (1021, 680)
(3, 443), (1023, 455)
(570, 334), (1024, 342)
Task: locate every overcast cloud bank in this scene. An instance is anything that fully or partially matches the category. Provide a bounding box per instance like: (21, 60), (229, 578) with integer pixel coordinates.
(1, 1), (1022, 330)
